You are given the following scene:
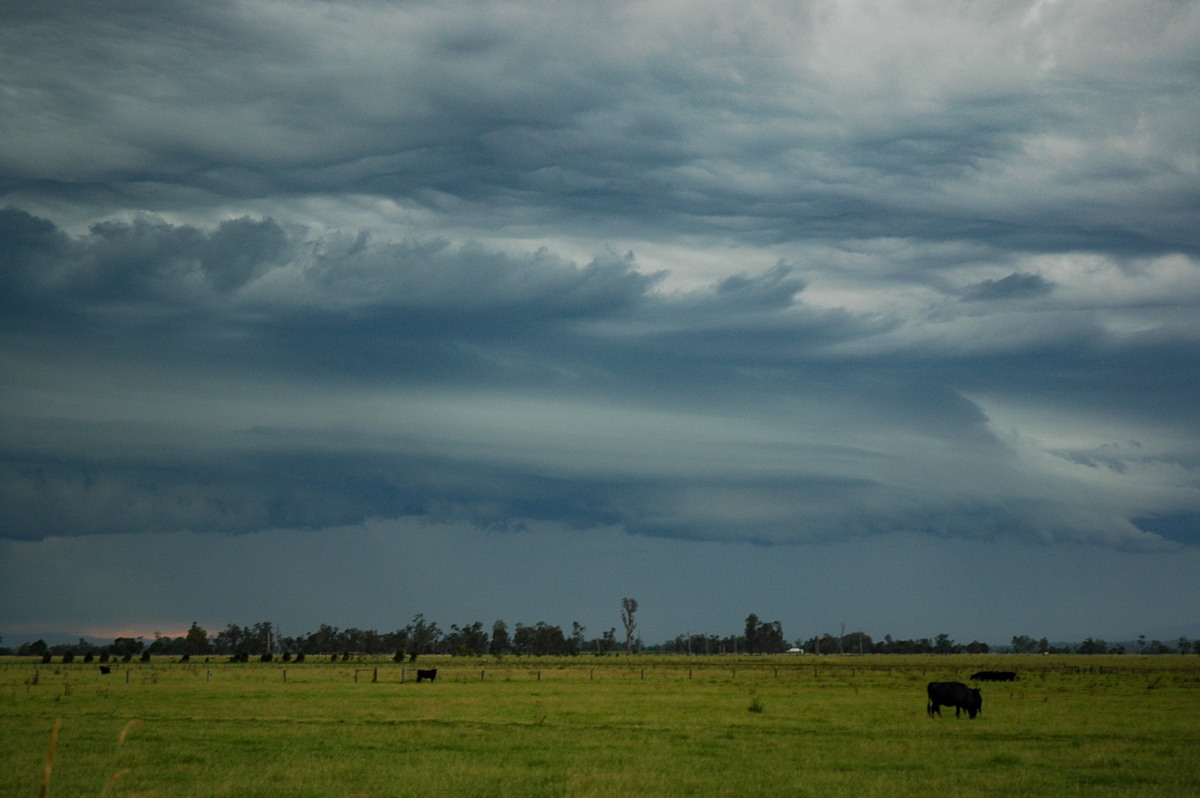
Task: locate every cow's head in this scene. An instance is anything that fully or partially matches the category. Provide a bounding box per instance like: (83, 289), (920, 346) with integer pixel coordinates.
(968, 688), (982, 718)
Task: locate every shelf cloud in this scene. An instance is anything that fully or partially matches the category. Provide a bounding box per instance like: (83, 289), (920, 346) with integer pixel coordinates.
(2, 0), (1198, 642)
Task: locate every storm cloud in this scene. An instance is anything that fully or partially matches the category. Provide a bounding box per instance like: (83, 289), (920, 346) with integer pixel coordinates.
(2, 0), (1198, 642)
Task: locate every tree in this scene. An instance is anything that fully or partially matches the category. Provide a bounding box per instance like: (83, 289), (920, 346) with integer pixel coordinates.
(109, 637), (143, 658)
(744, 614), (760, 654)
(214, 623), (246, 655)
(621, 598), (638, 655)
(569, 622), (586, 656)
(303, 624), (340, 655)
(407, 615), (441, 656)
(1010, 635), (1037, 654)
(185, 622), (211, 655)
(251, 621), (274, 655)
(490, 620), (510, 656)
(757, 620), (786, 654)
(743, 615), (786, 654)
(512, 623), (534, 655)
(446, 621), (488, 656)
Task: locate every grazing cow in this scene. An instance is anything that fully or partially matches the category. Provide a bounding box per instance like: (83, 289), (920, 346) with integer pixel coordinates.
(927, 681), (982, 719)
(971, 670), (1017, 682)
(99, 666), (112, 675)
(416, 668), (438, 683)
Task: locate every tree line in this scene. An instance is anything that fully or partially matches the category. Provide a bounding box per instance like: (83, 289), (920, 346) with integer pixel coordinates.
(2, 617), (621, 662)
(4, 607), (1198, 660)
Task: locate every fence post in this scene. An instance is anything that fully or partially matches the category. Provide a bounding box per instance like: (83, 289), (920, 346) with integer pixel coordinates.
(401, 668), (406, 683)
(283, 670), (287, 683)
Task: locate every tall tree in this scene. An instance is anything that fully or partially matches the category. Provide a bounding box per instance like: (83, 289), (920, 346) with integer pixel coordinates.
(251, 621), (274, 655)
(1010, 635), (1036, 654)
(569, 622), (586, 656)
(407, 614), (441, 655)
(760, 620), (785, 654)
(621, 598), (638, 654)
(490, 620), (510, 656)
(744, 614), (760, 654)
(185, 621), (211, 655)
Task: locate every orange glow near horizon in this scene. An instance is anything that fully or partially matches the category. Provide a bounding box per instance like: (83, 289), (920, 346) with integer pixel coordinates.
(89, 627), (190, 640)
(16, 625), (194, 641)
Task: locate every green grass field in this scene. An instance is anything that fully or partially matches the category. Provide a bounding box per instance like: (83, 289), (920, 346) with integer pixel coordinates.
(3, 655), (1198, 797)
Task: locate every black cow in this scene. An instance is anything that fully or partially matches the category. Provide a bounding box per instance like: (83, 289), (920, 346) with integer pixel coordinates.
(971, 670), (1017, 682)
(416, 668), (438, 683)
(98, 666), (112, 675)
(927, 681), (982, 719)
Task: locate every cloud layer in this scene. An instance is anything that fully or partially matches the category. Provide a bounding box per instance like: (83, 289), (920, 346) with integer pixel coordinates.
(2, 1), (1199, 639)
(3, 204), (1195, 551)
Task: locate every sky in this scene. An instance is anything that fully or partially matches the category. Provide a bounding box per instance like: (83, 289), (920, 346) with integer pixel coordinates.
(2, 0), (1199, 648)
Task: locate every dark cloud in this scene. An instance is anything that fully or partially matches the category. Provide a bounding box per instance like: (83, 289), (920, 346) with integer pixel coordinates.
(3, 2), (1197, 256)
(1, 1), (1198, 640)
(1133, 513), (1200, 547)
(961, 272), (1054, 301)
(2, 208), (1192, 555)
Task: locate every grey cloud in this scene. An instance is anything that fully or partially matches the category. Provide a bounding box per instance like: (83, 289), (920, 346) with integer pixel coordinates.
(1, 208), (285, 296)
(1, 0), (1198, 575)
(300, 237), (660, 321)
(2, 210), (853, 380)
(2, 427), (1170, 553)
(1, 204), (1195, 554)
(3, 2), (1196, 258)
(202, 217), (289, 292)
(961, 272), (1054, 301)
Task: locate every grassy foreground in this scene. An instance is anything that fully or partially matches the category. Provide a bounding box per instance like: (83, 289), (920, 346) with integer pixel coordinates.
(3, 654), (1199, 797)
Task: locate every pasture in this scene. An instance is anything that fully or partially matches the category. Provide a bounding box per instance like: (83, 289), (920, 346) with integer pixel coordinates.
(3, 654), (1198, 797)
